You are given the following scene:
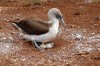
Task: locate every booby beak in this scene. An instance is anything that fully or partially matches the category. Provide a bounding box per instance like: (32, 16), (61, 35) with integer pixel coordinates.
(60, 17), (66, 29)
(56, 15), (66, 29)
(56, 14), (66, 29)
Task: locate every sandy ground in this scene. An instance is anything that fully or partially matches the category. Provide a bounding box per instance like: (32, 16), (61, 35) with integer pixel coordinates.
(0, 0), (100, 66)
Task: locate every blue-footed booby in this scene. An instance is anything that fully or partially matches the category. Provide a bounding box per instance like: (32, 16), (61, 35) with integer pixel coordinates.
(11, 8), (66, 50)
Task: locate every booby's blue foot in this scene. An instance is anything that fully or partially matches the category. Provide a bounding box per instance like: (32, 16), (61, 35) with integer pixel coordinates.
(33, 41), (42, 50)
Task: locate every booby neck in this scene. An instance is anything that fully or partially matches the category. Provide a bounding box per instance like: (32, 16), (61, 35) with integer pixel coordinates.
(50, 18), (59, 29)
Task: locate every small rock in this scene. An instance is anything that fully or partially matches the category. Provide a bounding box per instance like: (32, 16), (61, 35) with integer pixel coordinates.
(68, 25), (76, 28)
(0, 27), (2, 29)
(8, 0), (11, 2)
(74, 12), (80, 15)
(73, 34), (83, 41)
(93, 57), (100, 60)
(95, 16), (100, 20)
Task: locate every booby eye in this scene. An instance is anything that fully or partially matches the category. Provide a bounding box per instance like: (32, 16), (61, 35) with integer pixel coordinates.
(56, 14), (62, 20)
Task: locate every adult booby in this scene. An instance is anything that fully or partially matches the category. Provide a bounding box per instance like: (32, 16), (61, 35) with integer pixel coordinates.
(12, 8), (66, 50)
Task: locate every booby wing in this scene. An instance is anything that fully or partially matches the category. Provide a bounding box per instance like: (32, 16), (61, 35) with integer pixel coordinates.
(12, 19), (51, 35)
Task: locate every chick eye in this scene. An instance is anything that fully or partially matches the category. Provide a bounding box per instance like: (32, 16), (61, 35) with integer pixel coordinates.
(56, 15), (62, 20)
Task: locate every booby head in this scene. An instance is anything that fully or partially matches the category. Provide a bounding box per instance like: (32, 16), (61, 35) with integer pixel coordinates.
(48, 8), (66, 28)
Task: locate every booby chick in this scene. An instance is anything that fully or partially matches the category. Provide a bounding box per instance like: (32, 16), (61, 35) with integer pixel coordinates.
(12, 8), (66, 50)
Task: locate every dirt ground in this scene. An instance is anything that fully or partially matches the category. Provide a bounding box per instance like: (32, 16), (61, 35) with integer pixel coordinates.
(0, 0), (100, 66)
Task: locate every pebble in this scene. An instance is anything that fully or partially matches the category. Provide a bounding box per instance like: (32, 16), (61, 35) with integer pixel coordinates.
(96, 16), (100, 20)
(75, 34), (83, 41)
(74, 12), (80, 15)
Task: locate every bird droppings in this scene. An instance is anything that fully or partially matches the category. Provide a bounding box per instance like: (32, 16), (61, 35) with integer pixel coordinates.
(84, 0), (93, 3)
(0, 32), (22, 54)
(0, 7), (3, 12)
(84, 0), (100, 3)
(61, 28), (100, 53)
